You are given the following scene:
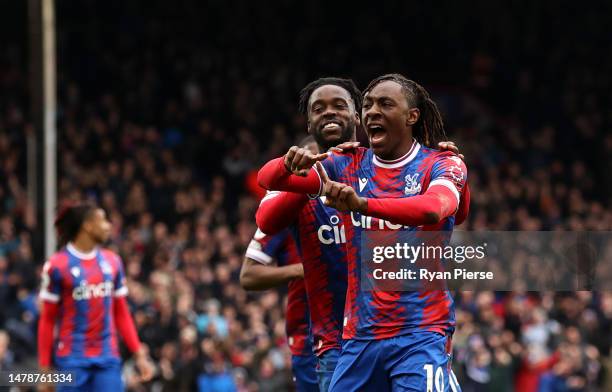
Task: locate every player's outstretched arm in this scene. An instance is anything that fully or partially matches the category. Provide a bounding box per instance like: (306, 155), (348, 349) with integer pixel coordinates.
(240, 258), (304, 291)
(365, 185), (460, 225)
(256, 191), (308, 235)
(316, 163), (460, 226)
(258, 157), (321, 194)
(258, 145), (328, 194)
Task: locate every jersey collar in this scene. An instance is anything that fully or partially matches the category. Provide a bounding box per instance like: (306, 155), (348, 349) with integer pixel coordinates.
(67, 242), (98, 259)
(372, 139), (421, 169)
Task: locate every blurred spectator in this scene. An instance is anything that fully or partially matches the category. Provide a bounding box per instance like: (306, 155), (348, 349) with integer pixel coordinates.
(0, 330), (15, 370)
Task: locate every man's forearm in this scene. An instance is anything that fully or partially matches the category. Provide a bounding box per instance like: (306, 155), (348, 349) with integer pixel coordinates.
(365, 185), (459, 226)
(258, 157), (321, 194)
(38, 301), (59, 368)
(240, 260), (303, 290)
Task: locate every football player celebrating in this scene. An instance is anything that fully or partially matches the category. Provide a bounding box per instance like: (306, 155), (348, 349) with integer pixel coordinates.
(258, 74), (467, 391)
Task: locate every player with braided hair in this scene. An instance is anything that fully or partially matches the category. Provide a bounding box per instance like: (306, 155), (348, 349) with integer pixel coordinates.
(362, 73), (446, 149)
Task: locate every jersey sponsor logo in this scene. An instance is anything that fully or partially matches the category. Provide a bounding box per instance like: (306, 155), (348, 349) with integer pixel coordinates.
(317, 214), (347, 244)
(359, 178), (368, 192)
(404, 173), (422, 195)
(72, 280), (114, 300)
(350, 211), (405, 230)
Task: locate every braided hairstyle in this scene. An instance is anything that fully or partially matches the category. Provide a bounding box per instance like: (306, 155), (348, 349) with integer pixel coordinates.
(363, 73), (446, 148)
(54, 202), (97, 247)
(298, 77), (362, 115)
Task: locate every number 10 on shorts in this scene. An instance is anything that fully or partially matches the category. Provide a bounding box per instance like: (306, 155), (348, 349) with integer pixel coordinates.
(423, 364), (444, 392)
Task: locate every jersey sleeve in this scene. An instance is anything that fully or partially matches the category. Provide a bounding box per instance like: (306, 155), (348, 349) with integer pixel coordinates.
(113, 256), (129, 297)
(246, 229), (288, 265)
(256, 190), (308, 234)
(39, 260), (62, 303)
(428, 154), (468, 205)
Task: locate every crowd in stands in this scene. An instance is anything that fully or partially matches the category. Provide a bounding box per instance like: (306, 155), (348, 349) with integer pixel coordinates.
(0, 1), (610, 390)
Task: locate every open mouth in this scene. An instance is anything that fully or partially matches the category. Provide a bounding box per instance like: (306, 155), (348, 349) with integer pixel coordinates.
(367, 124), (386, 145)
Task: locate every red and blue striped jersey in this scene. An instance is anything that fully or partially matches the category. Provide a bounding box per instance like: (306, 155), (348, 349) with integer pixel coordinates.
(39, 243), (128, 367)
(319, 142), (468, 340)
(291, 199), (349, 356)
(246, 228), (313, 357)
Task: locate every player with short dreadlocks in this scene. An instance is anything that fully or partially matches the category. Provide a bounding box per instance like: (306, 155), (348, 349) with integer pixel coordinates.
(258, 73), (467, 391)
(297, 77), (363, 152)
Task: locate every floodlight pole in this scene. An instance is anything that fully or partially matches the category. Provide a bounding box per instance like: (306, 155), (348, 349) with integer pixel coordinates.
(28, 0), (57, 260)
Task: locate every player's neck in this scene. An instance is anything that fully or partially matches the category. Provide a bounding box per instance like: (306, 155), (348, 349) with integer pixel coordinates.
(378, 138), (415, 161)
(70, 236), (98, 255)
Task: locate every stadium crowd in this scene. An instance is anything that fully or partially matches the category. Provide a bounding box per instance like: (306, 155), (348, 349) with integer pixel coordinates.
(0, 1), (611, 391)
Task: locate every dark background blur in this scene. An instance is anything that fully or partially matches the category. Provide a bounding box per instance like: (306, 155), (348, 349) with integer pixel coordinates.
(0, 1), (610, 391)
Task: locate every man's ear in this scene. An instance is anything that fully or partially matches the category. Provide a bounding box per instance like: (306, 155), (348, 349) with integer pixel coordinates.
(307, 119), (312, 134)
(355, 112), (361, 126)
(81, 220), (91, 234)
(406, 107), (420, 126)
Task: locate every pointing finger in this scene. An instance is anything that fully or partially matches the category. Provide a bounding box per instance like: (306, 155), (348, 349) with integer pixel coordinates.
(315, 162), (329, 184)
(313, 152), (329, 162)
(330, 141), (360, 152)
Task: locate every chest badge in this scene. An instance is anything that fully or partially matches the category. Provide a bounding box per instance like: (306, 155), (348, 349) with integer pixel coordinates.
(404, 173), (422, 195)
(70, 266), (80, 278)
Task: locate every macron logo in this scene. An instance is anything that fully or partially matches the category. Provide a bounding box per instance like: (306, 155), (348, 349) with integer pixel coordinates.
(359, 178), (368, 192)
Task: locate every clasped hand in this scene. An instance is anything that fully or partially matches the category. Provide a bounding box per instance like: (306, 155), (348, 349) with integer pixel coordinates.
(283, 143), (367, 213)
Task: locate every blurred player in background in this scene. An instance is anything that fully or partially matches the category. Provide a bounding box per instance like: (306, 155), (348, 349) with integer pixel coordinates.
(38, 202), (154, 391)
(259, 73), (468, 391)
(257, 76), (469, 391)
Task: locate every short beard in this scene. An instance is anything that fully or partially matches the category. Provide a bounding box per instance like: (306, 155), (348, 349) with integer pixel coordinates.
(313, 121), (355, 151)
